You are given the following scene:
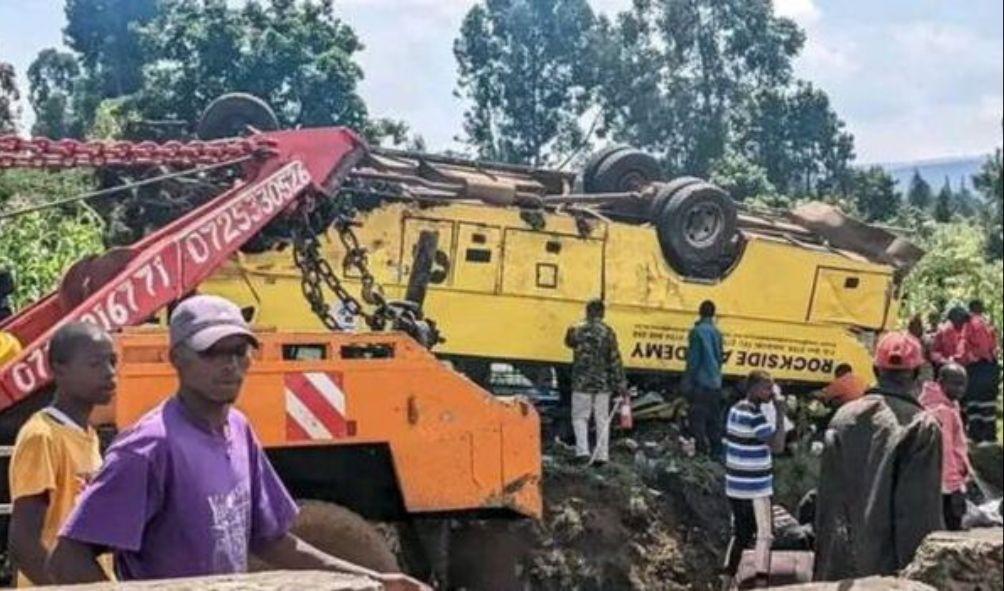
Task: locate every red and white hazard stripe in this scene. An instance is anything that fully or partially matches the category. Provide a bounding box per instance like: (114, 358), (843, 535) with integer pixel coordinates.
(284, 372), (349, 441)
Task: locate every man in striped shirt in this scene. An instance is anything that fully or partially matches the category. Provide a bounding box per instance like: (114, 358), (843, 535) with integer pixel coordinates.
(721, 370), (783, 589)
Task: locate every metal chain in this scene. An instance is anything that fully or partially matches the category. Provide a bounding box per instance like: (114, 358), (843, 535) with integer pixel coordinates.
(0, 135), (275, 170)
(0, 133), (439, 344)
(291, 208), (388, 331)
(333, 217), (386, 309)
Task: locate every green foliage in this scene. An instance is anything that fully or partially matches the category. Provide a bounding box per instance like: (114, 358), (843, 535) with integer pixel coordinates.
(907, 169), (933, 210)
(709, 150), (776, 202)
(27, 48), (90, 138)
(850, 166), (900, 222)
(26, 0), (406, 145)
(974, 147), (1003, 260)
(934, 179), (954, 223)
(452, 0), (854, 185)
(454, 0), (600, 165)
(597, 0), (803, 176)
(587, 0), (853, 197)
(89, 98), (143, 140)
(64, 0), (160, 98)
(744, 82), (856, 197)
(900, 222), (1004, 336)
(0, 170), (104, 310)
(133, 0), (370, 132)
(24, 1), (161, 139)
(0, 58), (18, 133)
(773, 444), (820, 512)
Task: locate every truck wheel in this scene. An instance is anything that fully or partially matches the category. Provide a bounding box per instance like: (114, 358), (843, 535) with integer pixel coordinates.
(646, 176), (703, 220)
(288, 500), (400, 573)
(589, 148), (664, 194)
(196, 93), (279, 140)
(580, 145), (629, 193)
(656, 181), (737, 279)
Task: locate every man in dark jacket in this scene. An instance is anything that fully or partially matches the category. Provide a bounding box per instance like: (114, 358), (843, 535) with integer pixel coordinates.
(814, 331), (944, 581)
(565, 299), (626, 465)
(685, 300), (725, 457)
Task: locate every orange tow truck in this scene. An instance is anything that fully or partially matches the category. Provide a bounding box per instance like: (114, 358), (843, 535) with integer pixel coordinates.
(0, 123), (540, 587)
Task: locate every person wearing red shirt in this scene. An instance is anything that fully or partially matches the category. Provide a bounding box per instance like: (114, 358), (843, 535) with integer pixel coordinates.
(957, 300), (1001, 442)
(918, 363), (971, 530)
(929, 307), (968, 369)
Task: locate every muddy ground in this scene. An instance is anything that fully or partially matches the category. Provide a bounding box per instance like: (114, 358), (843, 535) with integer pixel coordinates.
(504, 420), (820, 591)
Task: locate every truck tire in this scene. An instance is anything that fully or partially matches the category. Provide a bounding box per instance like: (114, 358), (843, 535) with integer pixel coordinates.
(580, 145), (630, 193)
(288, 500), (400, 573)
(196, 93), (279, 140)
(589, 148), (664, 194)
(646, 176), (703, 220)
(656, 181), (737, 279)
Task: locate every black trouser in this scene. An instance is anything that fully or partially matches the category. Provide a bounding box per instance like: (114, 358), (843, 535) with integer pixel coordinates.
(689, 386), (724, 457)
(963, 360), (1001, 443)
(723, 496), (773, 577)
(943, 491), (967, 531)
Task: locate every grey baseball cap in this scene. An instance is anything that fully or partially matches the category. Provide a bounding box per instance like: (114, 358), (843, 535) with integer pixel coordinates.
(169, 295), (258, 351)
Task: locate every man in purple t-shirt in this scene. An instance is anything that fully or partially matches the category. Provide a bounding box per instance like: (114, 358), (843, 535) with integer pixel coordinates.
(47, 295), (425, 591)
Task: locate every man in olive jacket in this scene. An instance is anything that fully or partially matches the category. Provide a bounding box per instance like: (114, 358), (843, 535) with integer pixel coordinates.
(814, 331), (944, 581)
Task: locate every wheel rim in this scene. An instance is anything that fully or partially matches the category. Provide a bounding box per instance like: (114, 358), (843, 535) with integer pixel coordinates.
(618, 170), (648, 191)
(684, 202), (723, 247)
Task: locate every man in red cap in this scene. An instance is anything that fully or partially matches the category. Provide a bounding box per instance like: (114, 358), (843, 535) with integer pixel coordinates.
(814, 331), (944, 581)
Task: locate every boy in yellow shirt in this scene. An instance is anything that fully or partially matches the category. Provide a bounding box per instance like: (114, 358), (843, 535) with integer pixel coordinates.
(8, 322), (117, 586)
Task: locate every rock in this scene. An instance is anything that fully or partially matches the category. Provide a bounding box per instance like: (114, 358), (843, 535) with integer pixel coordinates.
(901, 528), (1003, 591)
(626, 490), (650, 520)
(615, 437), (639, 453)
(53, 571), (383, 590)
(773, 576), (935, 590)
(642, 440), (662, 454)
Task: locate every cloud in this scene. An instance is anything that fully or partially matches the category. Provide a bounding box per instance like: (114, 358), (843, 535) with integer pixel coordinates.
(790, 16), (1002, 162)
(775, 0), (821, 25)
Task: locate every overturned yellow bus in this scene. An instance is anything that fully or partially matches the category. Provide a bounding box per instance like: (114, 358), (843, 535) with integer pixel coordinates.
(200, 146), (922, 390)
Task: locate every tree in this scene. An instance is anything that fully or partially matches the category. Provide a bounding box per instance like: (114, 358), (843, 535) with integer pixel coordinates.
(454, 0), (599, 165)
(0, 58), (18, 133)
(709, 150), (776, 201)
(26, 49), (91, 138)
(743, 82), (855, 197)
(23, 0), (162, 138)
(934, 178), (954, 223)
(587, 0), (853, 197)
(64, 0), (161, 98)
(851, 166), (899, 222)
(596, 0), (800, 176)
(907, 169), (932, 210)
(974, 147), (1003, 260)
(129, 0), (396, 140)
(954, 183), (978, 219)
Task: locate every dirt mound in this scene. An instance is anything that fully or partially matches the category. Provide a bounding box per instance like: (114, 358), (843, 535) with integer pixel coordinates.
(519, 423), (730, 590)
(290, 501), (400, 573)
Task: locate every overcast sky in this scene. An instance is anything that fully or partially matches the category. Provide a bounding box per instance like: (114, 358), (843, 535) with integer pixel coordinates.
(1, 0), (1001, 164)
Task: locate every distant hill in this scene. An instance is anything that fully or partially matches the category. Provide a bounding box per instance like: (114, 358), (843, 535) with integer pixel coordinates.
(877, 155), (989, 192)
